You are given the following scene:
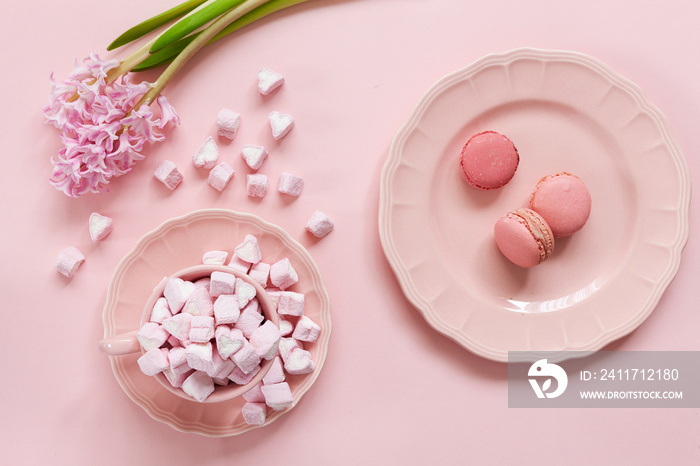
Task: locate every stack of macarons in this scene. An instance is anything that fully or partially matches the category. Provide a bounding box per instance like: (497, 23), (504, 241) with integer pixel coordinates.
(459, 131), (591, 268)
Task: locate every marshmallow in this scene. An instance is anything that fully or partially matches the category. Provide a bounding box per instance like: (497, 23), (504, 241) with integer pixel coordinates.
(277, 172), (304, 197)
(167, 334), (182, 348)
(189, 315), (215, 343)
(306, 211), (334, 238)
(150, 297), (172, 324)
(262, 356), (285, 385)
(56, 246), (85, 278)
(227, 254), (252, 274)
(182, 371), (215, 402)
(216, 108), (241, 139)
(270, 258), (298, 290)
(243, 382), (266, 403)
(215, 326), (245, 359)
(163, 277), (195, 313)
(257, 67), (285, 95)
(292, 315), (321, 342)
(242, 402), (267, 426)
(250, 321), (281, 360)
(241, 145), (268, 170)
(193, 136), (219, 169)
(247, 174), (268, 198)
(231, 340), (262, 375)
(266, 289), (283, 308)
(278, 318), (293, 337)
(278, 337), (303, 363)
(185, 342), (213, 373)
(164, 367), (193, 388)
(249, 262), (270, 288)
(277, 291), (305, 317)
(236, 278), (257, 309)
(261, 382), (294, 411)
(162, 312), (193, 342)
(89, 212), (113, 242)
(194, 277), (211, 292)
(168, 346), (188, 373)
(214, 294), (240, 325)
(235, 305), (264, 338)
(268, 111), (294, 140)
(182, 286), (214, 317)
(137, 348), (170, 376)
(154, 160), (183, 190)
(202, 250), (228, 265)
(229, 363), (261, 385)
(208, 350), (236, 379)
(208, 162), (235, 192)
(210, 271), (236, 297)
(234, 234), (262, 264)
(137, 322), (169, 351)
(284, 348), (315, 375)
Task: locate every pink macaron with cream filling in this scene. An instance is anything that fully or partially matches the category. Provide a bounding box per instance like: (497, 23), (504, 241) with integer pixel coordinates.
(529, 172), (591, 237)
(459, 131), (519, 190)
(494, 208), (554, 268)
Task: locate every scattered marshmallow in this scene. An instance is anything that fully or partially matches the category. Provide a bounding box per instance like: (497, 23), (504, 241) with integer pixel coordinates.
(268, 111), (294, 140)
(257, 68), (285, 95)
(278, 319), (293, 337)
(243, 383), (266, 403)
(182, 286), (214, 317)
(137, 322), (170, 351)
(202, 250), (228, 266)
(292, 315), (321, 343)
(306, 211), (334, 238)
(154, 160), (183, 190)
(189, 315), (215, 343)
(270, 258), (298, 290)
(234, 235), (262, 264)
(208, 162), (235, 192)
(229, 363), (261, 385)
(277, 291), (305, 317)
(216, 108), (241, 140)
(261, 382), (294, 411)
(137, 348), (170, 376)
(89, 213), (113, 242)
(150, 297), (173, 324)
(182, 371), (215, 402)
(227, 254), (252, 274)
(284, 348), (315, 375)
(262, 356), (286, 385)
(278, 337), (303, 363)
(56, 246), (85, 278)
(193, 136), (219, 169)
(248, 262), (270, 288)
(210, 271), (236, 297)
(242, 402), (267, 425)
(241, 145), (268, 170)
(250, 320), (281, 360)
(247, 174), (269, 198)
(277, 172), (304, 197)
(163, 277), (195, 313)
(214, 294), (240, 325)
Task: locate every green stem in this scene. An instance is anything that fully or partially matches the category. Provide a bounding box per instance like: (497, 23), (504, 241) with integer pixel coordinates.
(138, 0), (271, 107)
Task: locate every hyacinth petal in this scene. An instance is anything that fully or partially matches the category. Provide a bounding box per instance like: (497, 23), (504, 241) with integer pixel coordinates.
(156, 95), (180, 128)
(45, 54), (178, 197)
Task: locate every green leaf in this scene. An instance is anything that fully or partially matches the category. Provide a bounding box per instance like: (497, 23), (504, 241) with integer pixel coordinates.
(149, 0), (247, 53)
(107, 0), (209, 51)
(132, 0), (310, 71)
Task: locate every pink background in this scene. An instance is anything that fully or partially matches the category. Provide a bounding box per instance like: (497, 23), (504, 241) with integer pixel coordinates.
(2, 0), (699, 464)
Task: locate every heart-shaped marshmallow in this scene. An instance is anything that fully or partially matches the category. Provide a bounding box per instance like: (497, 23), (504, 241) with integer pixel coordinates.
(89, 212), (114, 242)
(268, 111), (294, 140)
(241, 145), (268, 170)
(193, 136), (219, 169)
(257, 68), (284, 95)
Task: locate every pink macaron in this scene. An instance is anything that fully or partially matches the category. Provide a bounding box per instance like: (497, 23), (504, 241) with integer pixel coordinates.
(494, 208), (554, 268)
(459, 131), (519, 190)
(529, 172), (591, 237)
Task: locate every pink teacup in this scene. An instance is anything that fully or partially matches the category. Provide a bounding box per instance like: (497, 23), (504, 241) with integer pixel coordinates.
(99, 264), (279, 403)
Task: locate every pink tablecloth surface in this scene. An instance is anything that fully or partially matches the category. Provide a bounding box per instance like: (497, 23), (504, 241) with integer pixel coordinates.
(2, 0), (698, 464)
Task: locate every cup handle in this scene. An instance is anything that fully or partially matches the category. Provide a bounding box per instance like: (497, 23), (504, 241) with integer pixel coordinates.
(99, 331), (140, 356)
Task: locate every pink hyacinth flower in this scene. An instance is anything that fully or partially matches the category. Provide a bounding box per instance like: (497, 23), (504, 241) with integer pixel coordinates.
(44, 54), (180, 197)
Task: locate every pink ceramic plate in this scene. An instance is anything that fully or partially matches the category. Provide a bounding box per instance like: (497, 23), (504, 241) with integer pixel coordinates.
(102, 209), (331, 436)
(379, 49), (690, 362)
